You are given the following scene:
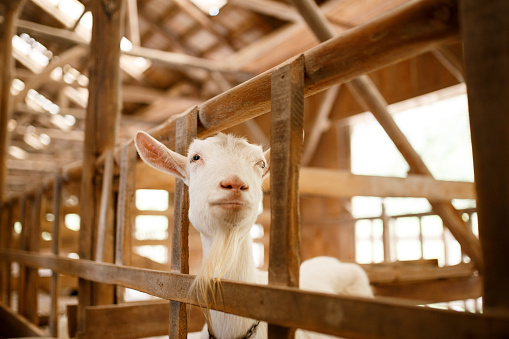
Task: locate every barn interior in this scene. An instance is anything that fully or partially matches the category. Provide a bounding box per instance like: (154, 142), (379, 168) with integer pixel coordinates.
(0, 0), (508, 338)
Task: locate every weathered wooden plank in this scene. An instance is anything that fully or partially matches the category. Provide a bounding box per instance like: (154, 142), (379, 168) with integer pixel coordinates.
(115, 143), (137, 302)
(78, 0), (125, 334)
(169, 107), (197, 338)
(2, 249), (509, 339)
(461, 0), (509, 315)
(269, 55), (305, 338)
(0, 0), (25, 203)
(96, 151), (114, 263)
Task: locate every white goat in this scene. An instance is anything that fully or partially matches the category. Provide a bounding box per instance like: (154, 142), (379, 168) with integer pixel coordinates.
(135, 131), (373, 339)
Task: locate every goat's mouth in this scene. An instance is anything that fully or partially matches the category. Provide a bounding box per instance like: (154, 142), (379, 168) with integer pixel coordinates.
(210, 199), (247, 210)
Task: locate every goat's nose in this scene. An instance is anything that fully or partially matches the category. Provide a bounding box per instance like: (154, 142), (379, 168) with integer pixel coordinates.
(220, 176), (249, 191)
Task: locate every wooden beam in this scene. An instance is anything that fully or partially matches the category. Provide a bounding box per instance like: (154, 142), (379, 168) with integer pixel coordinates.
(78, 0), (125, 334)
(126, 0), (140, 46)
(461, 0), (509, 315)
(17, 19), (88, 45)
(0, 0), (25, 203)
(3, 249), (509, 339)
(125, 46), (247, 75)
(265, 168), (476, 200)
(229, 0), (302, 22)
(269, 56), (305, 338)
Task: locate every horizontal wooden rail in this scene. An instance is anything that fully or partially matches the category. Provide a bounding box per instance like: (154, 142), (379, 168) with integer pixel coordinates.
(266, 168), (476, 201)
(1, 249), (508, 338)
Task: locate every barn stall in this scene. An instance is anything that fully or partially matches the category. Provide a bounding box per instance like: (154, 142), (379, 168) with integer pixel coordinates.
(0, 0), (508, 337)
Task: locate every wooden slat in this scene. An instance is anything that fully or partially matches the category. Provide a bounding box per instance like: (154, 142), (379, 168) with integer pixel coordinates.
(96, 151), (114, 263)
(49, 174), (63, 337)
(269, 55), (305, 338)
(115, 143), (137, 302)
(77, 0), (125, 335)
(2, 249), (509, 339)
(169, 107), (197, 339)
(461, 0), (509, 315)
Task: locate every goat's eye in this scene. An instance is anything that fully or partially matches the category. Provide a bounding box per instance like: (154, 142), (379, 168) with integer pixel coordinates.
(191, 154), (201, 162)
(257, 160), (266, 169)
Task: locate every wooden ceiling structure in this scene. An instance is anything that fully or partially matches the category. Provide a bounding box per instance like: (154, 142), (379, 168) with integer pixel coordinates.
(1, 0), (509, 338)
(1, 0), (465, 197)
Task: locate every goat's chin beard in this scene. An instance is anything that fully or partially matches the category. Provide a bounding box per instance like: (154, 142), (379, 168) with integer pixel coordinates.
(190, 223), (253, 332)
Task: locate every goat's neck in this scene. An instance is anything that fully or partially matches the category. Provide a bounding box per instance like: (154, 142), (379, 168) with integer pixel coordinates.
(199, 227), (261, 339)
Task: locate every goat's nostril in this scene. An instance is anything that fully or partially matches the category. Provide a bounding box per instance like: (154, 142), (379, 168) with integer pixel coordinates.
(220, 177), (248, 191)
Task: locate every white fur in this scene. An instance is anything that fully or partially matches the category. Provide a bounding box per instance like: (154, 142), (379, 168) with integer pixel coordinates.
(135, 131), (373, 339)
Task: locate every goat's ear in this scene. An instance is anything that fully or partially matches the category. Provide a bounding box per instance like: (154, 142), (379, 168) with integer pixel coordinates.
(134, 131), (189, 184)
(263, 148), (271, 177)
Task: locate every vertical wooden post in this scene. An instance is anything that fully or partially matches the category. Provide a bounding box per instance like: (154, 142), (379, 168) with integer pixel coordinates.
(0, 200), (14, 305)
(169, 107), (197, 339)
(78, 0), (125, 335)
(461, 0), (509, 315)
(269, 56), (305, 339)
(381, 201), (391, 262)
(0, 0), (24, 203)
(26, 187), (43, 324)
(17, 195), (28, 316)
(115, 143), (137, 302)
(49, 174), (64, 337)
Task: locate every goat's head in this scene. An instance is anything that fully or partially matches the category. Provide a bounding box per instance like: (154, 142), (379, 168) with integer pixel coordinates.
(135, 131), (270, 238)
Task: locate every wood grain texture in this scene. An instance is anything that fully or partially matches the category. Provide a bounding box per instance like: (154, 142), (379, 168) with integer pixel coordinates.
(78, 0), (125, 334)
(461, 0), (509, 315)
(2, 249), (509, 339)
(269, 55), (305, 339)
(169, 107), (197, 338)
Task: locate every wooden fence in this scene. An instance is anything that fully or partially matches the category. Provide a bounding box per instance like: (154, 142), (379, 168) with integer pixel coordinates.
(1, 0), (509, 338)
